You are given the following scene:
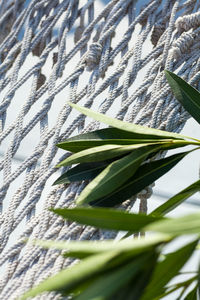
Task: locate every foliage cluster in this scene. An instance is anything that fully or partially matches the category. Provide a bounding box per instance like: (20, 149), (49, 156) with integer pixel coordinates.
(21, 71), (200, 300)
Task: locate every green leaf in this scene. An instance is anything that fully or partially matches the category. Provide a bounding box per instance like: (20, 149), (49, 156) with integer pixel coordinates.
(20, 251), (120, 300)
(74, 254), (154, 300)
(51, 207), (163, 232)
(57, 128), (168, 152)
(35, 234), (169, 260)
(91, 151), (188, 207)
(53, 162), (108, 185)
(36, 234), (169, 254)
(151, 179), (200, 216)
(198, 260), (200, 300)
(110, 252), (158, 300)
(141, 240), (198, 300)
(57, 138), (149, 153)
(184, 286), (198, 300)
(159, 276), (197, 299)
(165, 70), (200, 125)
(146, 212), (200, 236)
(22, 234), (168, 300)
(76, 144), (161, 205)
(56, 144), (150, 168)
(68, 102), (186, 140)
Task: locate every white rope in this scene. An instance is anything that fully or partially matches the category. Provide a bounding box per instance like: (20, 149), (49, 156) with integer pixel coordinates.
(0, 0), (200, 298)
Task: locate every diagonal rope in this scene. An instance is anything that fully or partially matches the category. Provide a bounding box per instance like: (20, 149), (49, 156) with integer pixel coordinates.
(0, 0), (200, 298)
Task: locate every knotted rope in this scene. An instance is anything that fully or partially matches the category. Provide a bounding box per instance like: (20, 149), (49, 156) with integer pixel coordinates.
(0, 0), (200, 298)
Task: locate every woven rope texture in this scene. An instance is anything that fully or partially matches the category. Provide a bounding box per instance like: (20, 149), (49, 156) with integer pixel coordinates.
(0, 0), (200, 298)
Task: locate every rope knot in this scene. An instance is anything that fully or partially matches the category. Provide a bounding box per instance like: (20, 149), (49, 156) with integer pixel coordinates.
(176, 11), (200, 32)
(85, 42), (102, 71)
(169, 30), (195, 60)
(138, 185), (154, 202)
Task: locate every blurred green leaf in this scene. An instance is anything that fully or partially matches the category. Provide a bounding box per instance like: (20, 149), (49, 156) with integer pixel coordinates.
(53, 161), (108, 185)
(91, 151), (188, 207)
(146, 212), (200, 236)
(76, 144), (161, 205)
(36, 234), (169, 255)
(141, 240), (198, 300)
(151, 179), (200, 216)
(165, 70), (200, 125)
(22, 234), (168, 300)
(56, 144), (151, 168)
(184, 286), (198, 299)
(35, 234), (169, 260)
(122, 264), (157, 300)
(68, 102), (186, 140)
(158, 276), (197, 299)
(51, 207), (163, 232)
(74, 253), (155, 300)
(198, 260), (200, 300)
(108, 250), (158, 300)
(20, 251), (120, 300)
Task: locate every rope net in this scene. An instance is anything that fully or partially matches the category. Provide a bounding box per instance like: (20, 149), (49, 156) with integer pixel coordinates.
(0, 0), (200, 298)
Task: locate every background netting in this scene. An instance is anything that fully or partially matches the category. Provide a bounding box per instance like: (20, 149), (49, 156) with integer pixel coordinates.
(0, 0), (200, 298)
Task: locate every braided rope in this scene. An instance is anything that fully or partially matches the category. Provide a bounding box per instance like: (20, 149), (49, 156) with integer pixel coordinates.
(0, 0), (200, 298)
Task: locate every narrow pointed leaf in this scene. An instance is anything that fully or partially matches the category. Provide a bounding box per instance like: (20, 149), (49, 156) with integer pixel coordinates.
(76, 144), (162, 205)
(122, 258), (158, 300)
(165, 70), (200, 124)
(69, 102), (185, 140)
(22, 234), (167, 300)
(159, 276), (197, 299)
(198, 261), (200, 300)
(51, 207), (163, 232)
(57, 138), (163, 152)
(35, 234), (169, 260)
(20, 251), (119, 300)
(91, 151), (188, 207)
(56, 144), (150, 168)
(146, 212), (200, 236)
(151, 179), (200, 216)
(53, 161), (108, 185)
(141, 240), (198, 300)
(75, 253), (157, 300)
(184, 286), (198, 300)
(61, 127), (145, 142)
(74, 259), (143, 300)
(57, 128), (167, 152)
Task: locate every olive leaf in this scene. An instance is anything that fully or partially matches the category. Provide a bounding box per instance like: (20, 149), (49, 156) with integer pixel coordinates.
(56, 143), (152, 168)
(90, 151), (189, 207)
(146, 212), (200, 236)
(151, 179), (200, 217)
(76, 144), (162, 205)
(141, 240), (198, 300)
(68, 102), (187, 140)
(53, 161), (108, 185)
(51, 207), (163, 232)
(165, 70), (200, 125)
(56, 127), (167, 152)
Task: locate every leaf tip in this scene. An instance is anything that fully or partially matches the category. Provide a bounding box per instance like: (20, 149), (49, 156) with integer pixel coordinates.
(55, 163), (62, 168)
(52, 180), (59, 186)
(49, 208), (58, 215)
(68, 101), (75, 108)
(76, 198), (86, 206)
(164, 69), (172, 79)
(56, 143), (64, 149)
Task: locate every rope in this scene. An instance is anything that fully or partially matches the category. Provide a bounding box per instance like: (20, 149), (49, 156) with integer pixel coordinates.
(0, 0), (200, 298)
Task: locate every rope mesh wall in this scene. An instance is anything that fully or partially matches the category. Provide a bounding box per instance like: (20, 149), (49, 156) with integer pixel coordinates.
(0, 0), (200, 298)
